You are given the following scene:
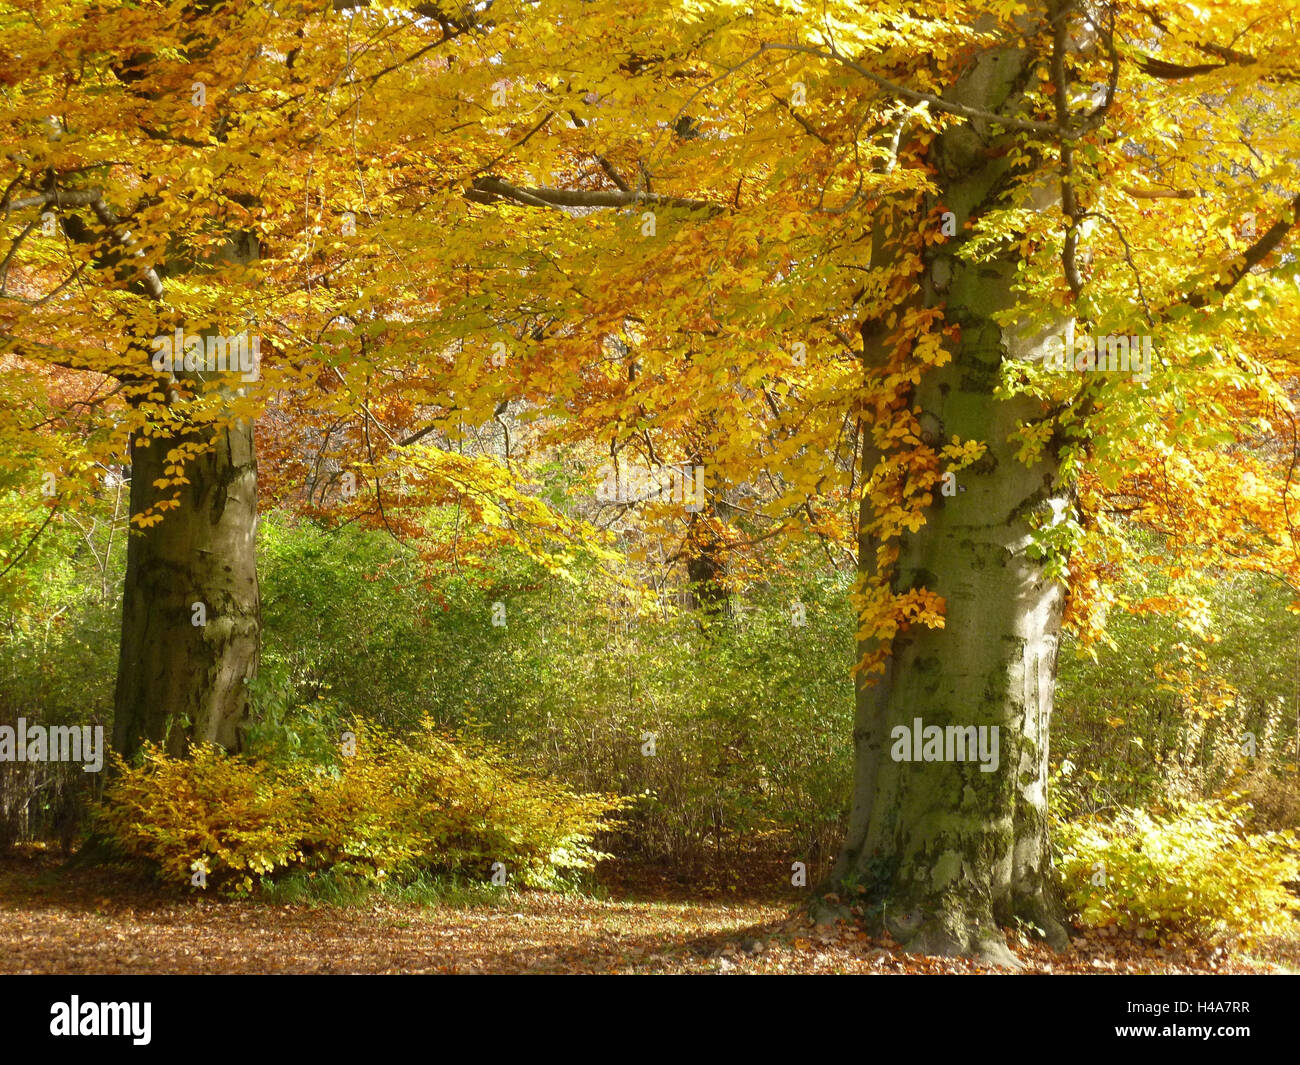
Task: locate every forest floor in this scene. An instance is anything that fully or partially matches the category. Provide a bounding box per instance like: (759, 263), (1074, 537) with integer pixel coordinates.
(1, 853), (1296, 975)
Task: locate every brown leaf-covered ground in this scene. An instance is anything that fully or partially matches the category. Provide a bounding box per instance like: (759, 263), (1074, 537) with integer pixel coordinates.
(1, 855), (1295, 974)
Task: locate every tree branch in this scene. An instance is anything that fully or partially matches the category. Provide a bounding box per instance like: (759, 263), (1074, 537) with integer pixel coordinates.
(759, 41), (1064, 136)
(465, 175), (723, 214)
(1185, 193), (1300, 309)
(4, 186), (164, 299)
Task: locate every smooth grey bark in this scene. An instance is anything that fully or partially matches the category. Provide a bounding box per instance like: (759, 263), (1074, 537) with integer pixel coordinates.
(112, 413), (260, 759)
(827, 21), (1072, 966)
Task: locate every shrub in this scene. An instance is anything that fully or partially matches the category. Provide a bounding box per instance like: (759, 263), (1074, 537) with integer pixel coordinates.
(1054, 796), (1300, 944)
(94, 743), (307, 893)
(1237, 763), (1300, 831)
(95, 719), (626, 895)
(303, 719), (627, 888)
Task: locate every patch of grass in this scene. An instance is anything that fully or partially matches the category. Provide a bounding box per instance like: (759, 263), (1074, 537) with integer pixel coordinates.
(255, 868), (529, 909)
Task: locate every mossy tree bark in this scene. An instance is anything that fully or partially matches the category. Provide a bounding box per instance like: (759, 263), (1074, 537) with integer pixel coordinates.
(828, 17), (1073, 967)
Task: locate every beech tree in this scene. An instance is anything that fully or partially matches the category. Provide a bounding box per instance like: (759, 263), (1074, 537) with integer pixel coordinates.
(453, 0), (1300, 962)
(0, 1), (602, 756)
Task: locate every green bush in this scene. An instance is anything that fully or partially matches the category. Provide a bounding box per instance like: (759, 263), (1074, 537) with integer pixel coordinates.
(0, 495), (118, 849)
(255, 515), (855, 866)
(1053, 529), (1300, 819)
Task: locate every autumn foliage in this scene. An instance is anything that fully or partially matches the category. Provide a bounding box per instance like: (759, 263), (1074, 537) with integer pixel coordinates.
(1055, 797), (1300, 945)
(94, 720), (626, 895)
(4, 0), (1300, 966)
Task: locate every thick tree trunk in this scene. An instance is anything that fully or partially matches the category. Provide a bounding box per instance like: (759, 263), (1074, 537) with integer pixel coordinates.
(828, 23), (1071, 966)
(685, 514), (729, 617)
(683, 443), (729, 618)
(112, 418), (260, 759)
